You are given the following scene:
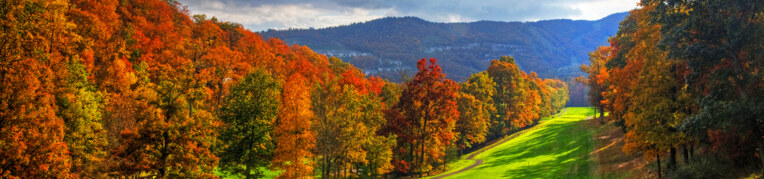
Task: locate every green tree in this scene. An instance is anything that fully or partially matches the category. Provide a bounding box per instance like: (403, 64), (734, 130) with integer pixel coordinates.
(545, 79), (569, 114)
(56, 57), (108, 177)
(218, 70), (281, 178)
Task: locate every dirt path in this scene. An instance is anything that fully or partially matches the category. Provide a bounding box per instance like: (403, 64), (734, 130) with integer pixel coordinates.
(431, 108), (568, 179)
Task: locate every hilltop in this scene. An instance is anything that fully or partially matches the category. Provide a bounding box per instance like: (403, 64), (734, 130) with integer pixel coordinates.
(261, 12), (628, 82)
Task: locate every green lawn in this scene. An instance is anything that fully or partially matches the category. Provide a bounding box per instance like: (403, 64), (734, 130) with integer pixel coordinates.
(214, 167), (280, 179)
(440, 107), (597, 178)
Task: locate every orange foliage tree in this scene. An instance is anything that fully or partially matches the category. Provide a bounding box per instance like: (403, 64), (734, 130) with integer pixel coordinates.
(487, 56), (532, 133)
(388, 58), (459, 176)
(272, 73), (316, 178)
(0, 0), (74, 177)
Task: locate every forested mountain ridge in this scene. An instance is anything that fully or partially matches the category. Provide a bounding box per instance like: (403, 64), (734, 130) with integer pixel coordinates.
(261, 12), (628, 82)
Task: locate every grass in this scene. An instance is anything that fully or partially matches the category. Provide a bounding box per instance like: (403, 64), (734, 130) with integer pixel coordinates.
(214, 167), (280, 179)
(439, 107), (597, 179)
(589, 116), (648, 179)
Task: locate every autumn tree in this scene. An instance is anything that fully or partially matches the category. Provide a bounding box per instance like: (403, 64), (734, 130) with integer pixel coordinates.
(355, 86), (395, 177)
(197, 46), (250, 109)
(623, 51), (686, 176)
(3, 0), (412, 177)
(455, 72), (495, 152)
(579, 46), (612, 122)
(520, 72), (542, 124)
(272, 73), (316, 178)
(455, 93), (485, 152)
(113, 62), (218, 178)
(0, 0), (75, 177)
(529, 72), (552, 118)
(218, 70), (281, 178)
(642, 0), (764, 170)
(311, 76), (394, 177)
(592, 5), (698, 176)
(390, 58), (459, 176)
(487, 56), (532, 134)
(312, 80), (366, 178)
(598, 8), (646, 130)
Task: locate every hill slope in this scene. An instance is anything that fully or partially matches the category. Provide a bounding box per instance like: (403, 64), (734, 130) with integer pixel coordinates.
(261, 13), (628, 81)
(433, 107), (596, 178)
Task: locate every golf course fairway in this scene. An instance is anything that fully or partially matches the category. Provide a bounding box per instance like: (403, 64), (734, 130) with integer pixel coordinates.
(434, 107), (596, 178)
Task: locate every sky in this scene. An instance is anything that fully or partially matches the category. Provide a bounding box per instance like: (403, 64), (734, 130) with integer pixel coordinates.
(177, 0), (640, 32)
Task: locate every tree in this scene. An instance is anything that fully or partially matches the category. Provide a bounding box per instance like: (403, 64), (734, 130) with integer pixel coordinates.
(272, 73), (315, 178)
(600, 8), (647, 131)
(197, 46), (250, 109)
(579, 46), (612, 122)
(218, 70), (281, 178)
(0, 0), (75, 177)
(643, 0), (764, 170)
(487, 56), (531, 133)
(312, 80), (366, 178)
(455, 72), (495, 152)
(598, 5), (696, 175)
(3, 0), (415, 177)
(56, 57), (108, 177)
(112, 62), (218, 178)
(529, 72), (552, 118)
(520, 72), (542, 125)
(545, 79), (569, 114)
(623, 51), (687, 174)
(390, 58), (459, 176)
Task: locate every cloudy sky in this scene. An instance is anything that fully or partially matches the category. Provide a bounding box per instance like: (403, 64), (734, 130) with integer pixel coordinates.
(177, 0), (640, 31)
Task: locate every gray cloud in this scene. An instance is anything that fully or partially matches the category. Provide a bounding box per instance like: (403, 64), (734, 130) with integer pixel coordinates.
(177, 0), (639, 31)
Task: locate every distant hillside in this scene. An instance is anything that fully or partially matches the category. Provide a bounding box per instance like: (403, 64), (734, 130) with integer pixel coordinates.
(260, 12), (628, 82)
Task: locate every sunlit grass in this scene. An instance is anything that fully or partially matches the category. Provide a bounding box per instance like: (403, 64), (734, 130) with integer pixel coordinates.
(214, 167), (280, 179)
(441, 107), (596, 178)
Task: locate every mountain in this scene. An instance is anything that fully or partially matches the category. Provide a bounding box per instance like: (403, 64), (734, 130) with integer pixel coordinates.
(260, 12), (628, 82)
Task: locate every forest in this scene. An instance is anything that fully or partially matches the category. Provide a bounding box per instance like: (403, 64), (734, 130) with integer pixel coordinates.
(580, 0), (763, 177)
(260, 13), (626, 86)
(0, 0), (569, 178)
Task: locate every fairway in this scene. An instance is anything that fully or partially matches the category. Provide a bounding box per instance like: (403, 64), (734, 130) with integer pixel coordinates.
(437, 107), (596, 178)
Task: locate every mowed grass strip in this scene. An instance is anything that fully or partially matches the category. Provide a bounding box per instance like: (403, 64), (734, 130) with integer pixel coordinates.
(442, 107), (596, 179)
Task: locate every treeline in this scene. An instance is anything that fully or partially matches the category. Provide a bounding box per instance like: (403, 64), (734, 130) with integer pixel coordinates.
(580, 0), (763, 177)
(382, 56), (568, 177)
(0, 0), (567, 178)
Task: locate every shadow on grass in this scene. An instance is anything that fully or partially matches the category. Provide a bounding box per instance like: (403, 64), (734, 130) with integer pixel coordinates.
(476, 116), (594, 178)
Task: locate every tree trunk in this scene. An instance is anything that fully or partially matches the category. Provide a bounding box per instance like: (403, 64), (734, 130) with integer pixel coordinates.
(418, 116), (429, 178)
(322, 156), (328, 178)
(443, 154), (448, 171)
(160, 131), (169, 178)
(683, 144), (690, 164)
(656, 153), (662, 178)
(669, 147), (677, 170)
(758, 140), (764, 175)
(244, 164), (252, 179)
(599, 106), (605, 124)
(689, 144), (694, 159)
